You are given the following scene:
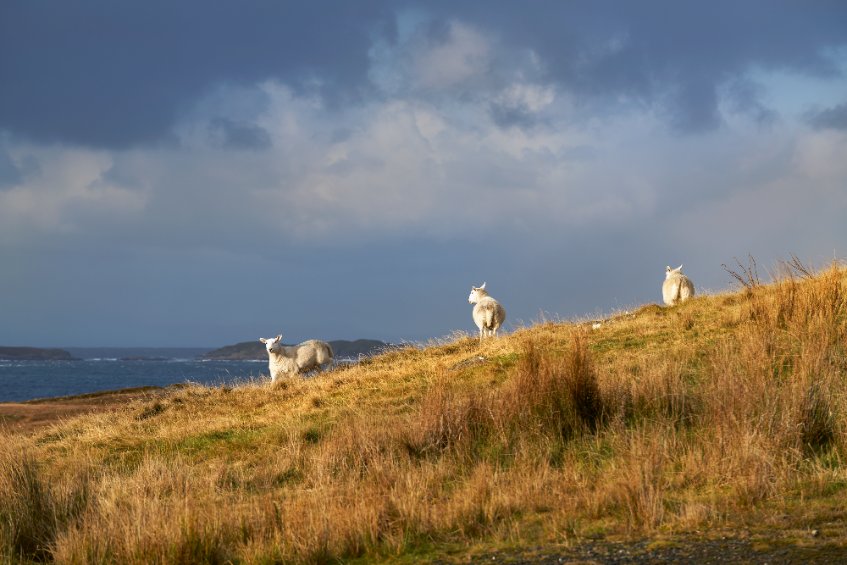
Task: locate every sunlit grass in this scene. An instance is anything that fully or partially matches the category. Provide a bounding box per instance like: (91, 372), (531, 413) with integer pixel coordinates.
(3, 259), (847, 563)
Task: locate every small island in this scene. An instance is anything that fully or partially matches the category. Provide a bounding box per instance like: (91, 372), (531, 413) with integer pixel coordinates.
(0, 346), (78, 361)
(201, 339), (388, 360)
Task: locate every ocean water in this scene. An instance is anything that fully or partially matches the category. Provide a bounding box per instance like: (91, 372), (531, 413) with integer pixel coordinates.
(0, 348), (268, 403)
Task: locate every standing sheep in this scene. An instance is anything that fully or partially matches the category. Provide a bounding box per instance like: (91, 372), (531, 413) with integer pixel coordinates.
(468, 282), (506, 343)
(259, 334), (333, 382)
(662, 265), (695, 306)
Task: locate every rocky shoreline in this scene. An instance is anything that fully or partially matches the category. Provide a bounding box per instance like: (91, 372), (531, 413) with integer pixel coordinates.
(0, 385), (168, 433)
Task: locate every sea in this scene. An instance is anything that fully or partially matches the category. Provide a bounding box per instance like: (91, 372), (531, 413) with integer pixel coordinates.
(0, 348), (268, 403)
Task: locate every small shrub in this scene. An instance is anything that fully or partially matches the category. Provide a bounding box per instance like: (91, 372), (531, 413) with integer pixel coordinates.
(302, 426), (323, 445)
(723, 255), (761, 294)
(136, 401), (165, 420)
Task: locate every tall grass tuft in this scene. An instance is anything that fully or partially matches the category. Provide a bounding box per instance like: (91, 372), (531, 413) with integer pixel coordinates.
(0, 450), (89, 562)
(404, 375), (492, 462)
(401, 331), (607, 473)
(502, 333), (603, 442)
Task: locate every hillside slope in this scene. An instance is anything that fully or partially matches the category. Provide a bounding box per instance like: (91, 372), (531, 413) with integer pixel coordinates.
(3, 262), (847, 563)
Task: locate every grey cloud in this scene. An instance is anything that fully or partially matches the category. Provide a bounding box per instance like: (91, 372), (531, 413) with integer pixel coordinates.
(2, 0), (846, 147)
(438, 1), (847, 132)
(2, 93), (846, 346)
(807, 103), (847, 131)
(667, 81), (721, 133)
(17, 155), (40, 177)
(0, 150), (21, 190)
(325, 153), (385, 176)
(489, 103), (539, 130)
(0, 146), (38, 190)
(210, 118), (272, 150)
(0, 1), (389, 148)
(723, 78), (778, 126)
(560, 146), (597, 162)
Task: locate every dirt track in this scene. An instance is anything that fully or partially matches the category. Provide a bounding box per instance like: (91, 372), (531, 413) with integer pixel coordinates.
(445, 535), (847, 564)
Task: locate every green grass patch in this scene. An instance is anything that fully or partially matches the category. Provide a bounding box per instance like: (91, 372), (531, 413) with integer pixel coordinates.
(175, 427), (266, 455)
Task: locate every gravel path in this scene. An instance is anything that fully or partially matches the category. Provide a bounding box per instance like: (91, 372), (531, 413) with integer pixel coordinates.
(434, 535), (847, 564)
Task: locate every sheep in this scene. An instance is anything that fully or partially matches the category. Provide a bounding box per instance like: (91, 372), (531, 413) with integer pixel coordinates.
(258, 334), (333, 382)
(662, 265), (695, 306)
(467, 282), (506, 343)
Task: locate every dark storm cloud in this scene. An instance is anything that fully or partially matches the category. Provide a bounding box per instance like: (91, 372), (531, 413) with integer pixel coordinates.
(807, 103), (847, 131)
(489, 103), (539, 131)
(723, 78), (777, 126)
(2, 1), (846, 147)
(0, 150), (22, 190)
(0, 0), (389, 148)
(667, 80), (721, 133)
(209, 118), (272, 150)
(437, 0), (847, 131)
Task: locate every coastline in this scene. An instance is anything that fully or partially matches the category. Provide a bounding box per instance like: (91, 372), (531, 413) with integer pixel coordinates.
(0, 385), (170, 433)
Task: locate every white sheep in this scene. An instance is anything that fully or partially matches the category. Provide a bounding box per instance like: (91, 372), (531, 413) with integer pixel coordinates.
(258, 334), (333, 382)
(468, 282), (506, 343)
(662, 265), (695, 306)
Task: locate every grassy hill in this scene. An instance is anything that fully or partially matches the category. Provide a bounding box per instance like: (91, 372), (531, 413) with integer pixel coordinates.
(3, 260), (847, 563)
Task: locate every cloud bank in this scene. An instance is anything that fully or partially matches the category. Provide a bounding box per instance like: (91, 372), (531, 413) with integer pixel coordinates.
(1, 2), (846, 346)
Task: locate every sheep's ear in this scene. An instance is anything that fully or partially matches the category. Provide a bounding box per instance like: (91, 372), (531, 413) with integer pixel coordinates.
(259, 338), (267, 344)
(677, 264), (683, 271)
(480, 282), (487, 289)
(666, 266), (672, 272)
(275, 334), (282, 342)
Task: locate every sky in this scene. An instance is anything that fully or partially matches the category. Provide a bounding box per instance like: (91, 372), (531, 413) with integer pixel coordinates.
(1, 1), (847, 347)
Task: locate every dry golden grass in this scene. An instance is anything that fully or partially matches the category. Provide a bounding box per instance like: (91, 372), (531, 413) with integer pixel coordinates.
(3, 260), (847, 563)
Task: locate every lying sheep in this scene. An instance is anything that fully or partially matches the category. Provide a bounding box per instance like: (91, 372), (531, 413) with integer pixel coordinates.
(662, 265), (695, 306)
(468, 282), (506, 343)
(259, 334), (333, 382)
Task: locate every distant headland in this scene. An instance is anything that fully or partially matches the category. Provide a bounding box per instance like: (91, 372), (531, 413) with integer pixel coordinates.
(201, 339), (388, 360)
(0, 341), (389, 362)
(0, 346), (78, 361)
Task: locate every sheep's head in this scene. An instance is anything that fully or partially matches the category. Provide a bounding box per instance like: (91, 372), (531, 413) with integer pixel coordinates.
(468, 282), (487, 304)
(259, 334), (283, 354)
(665, 265), (683, 279)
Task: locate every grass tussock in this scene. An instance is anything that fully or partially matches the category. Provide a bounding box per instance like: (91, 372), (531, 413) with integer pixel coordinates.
(0, 446), (89, 563)
(3, 260), (847, 562)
